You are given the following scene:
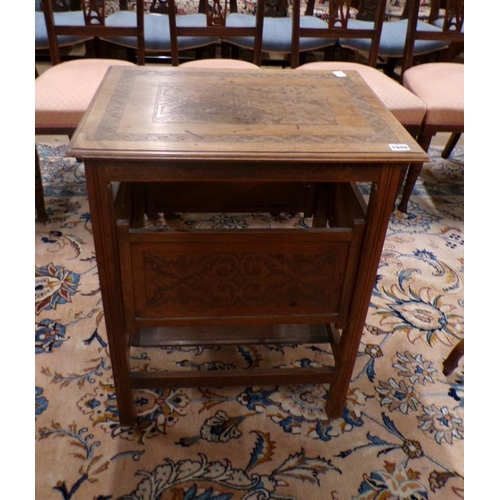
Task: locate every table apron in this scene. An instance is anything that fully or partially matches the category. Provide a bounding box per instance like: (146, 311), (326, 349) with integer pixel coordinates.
(84, 160), (406, 184)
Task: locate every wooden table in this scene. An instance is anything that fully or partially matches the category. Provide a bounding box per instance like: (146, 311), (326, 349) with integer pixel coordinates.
(68, 66), (427, 426)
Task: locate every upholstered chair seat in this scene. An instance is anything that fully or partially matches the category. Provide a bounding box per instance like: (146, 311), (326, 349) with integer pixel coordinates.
(296, 61), (426, 130)
(180, 58), (261, 69)
(101, 10), (218, 52)
(403, 62), (463, 127)
(35, 59), (134, 131)
(224, 15), (336, 55)
(341, 18), (449, 59)
(35, 10), (93, 50)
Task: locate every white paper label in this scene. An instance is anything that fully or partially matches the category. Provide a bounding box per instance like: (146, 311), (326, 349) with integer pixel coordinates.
(389, 144), (411, 151)
(332, 71), (347, 77)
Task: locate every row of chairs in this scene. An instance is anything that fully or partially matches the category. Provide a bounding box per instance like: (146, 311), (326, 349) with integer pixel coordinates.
(35, 0), (461, 71)
(35, 0), (464, 221)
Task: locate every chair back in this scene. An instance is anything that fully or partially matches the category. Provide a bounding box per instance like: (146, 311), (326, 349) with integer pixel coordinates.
(401, 0), (464, 74)
(41, 0), (146, 65)
(290, 0), (387, 68)
(171, 0), (265, 66)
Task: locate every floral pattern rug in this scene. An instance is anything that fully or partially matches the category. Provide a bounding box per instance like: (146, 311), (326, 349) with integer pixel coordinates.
(35, 136), (464, 499)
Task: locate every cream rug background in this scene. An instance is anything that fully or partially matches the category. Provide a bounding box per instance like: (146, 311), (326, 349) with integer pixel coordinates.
(35, 136), (464, 499)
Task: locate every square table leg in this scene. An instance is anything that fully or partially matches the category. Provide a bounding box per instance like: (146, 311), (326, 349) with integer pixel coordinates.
(326, 165), (403, 418)
(85, 163), (136, 426)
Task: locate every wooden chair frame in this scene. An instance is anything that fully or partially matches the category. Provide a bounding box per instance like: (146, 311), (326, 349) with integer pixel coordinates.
(290, 0), (388, 69)
(400, 0), (464, 77)
(42, 0), (146, 65)
(167, 0), (265, 66)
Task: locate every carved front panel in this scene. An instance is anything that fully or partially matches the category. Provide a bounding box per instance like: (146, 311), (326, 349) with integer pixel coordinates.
(130, 234), (354, 319)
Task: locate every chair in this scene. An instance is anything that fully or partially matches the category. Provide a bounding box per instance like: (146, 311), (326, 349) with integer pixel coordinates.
(442, 339), (464, 376)
(221, 0), (340, 67)
(35, 0), (146, 222)
(100, 0), (264, 66)
(35, 0), (92, 57)
(99, 0), (218, 65)
(170, 0), (268, 67)
(290, 0), (388, 69)
(182, 0), (266, 66)
(400, 0), (464, 75)
(396, 0), (464, 213)
(340, 0), (455, 78)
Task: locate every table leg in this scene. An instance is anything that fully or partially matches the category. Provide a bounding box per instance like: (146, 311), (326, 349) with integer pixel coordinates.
(85, 163), (136, 426)
(325, 165), (402, 418)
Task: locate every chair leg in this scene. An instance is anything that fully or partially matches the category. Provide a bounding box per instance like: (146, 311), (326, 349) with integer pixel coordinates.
(322, 44), (336, 62)
(230, 45), (240, 60)
(397, 134), (432, 213)
(382, 57), (398, 79)
(397, 163), (423, 213)
(441, 133), (462, 159)
(35, 146), (49, 223)
(221, 41), (231, 59)
(443, 339), (464, 376)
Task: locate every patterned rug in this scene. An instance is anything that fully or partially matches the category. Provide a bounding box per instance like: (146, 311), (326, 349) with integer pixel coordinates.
(35, 137), (464, 499)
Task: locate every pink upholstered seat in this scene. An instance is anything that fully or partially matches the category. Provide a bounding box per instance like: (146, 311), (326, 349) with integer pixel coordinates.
(296, 61), (426, 131)
(403, 62), (464, 127)
(35, 59), (134, 131)
(180, 58), (260, 69)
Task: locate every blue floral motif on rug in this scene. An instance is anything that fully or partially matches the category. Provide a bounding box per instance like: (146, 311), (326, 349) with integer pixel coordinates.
(35, 140), (464, 500)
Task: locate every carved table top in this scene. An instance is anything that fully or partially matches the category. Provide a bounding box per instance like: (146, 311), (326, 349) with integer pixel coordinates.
(67, 66), (427, 164)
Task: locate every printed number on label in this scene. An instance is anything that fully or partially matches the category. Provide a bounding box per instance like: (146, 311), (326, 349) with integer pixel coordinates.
(389, 144), (411, 151)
